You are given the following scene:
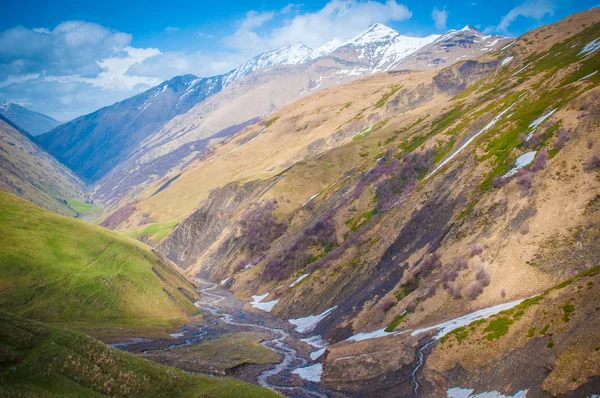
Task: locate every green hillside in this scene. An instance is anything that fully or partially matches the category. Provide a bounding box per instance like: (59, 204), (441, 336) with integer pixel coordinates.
(0, 190), (199, 334)
(0, 312), (279, 397)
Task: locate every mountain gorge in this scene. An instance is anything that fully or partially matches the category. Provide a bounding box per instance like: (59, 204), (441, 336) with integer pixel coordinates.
(2, 8), (600, 398)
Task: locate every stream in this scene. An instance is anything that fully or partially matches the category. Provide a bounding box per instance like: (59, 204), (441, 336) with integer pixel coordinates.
(194, 278), (330, 398)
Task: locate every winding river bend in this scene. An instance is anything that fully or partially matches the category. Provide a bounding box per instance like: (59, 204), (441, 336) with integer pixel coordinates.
(194, 278), (335, 398)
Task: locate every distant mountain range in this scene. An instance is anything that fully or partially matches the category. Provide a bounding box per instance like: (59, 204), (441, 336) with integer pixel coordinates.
(36, 24), (509, 207)
(0, 100), (61, 136)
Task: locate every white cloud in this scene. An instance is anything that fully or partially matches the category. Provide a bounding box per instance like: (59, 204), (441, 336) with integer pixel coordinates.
(431, 7), (448, 30)
(165, 26), (180, 32)
(223, 0), (412, 54)
(497, 0), (556, 31)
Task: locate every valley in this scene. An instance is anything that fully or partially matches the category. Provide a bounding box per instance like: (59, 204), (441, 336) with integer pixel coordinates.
(1, 5), (600, 398)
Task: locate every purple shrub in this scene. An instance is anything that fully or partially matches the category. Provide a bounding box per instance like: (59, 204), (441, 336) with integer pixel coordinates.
(470, 244), (483, 258)
(492, 175), (506, 189)
(586, 154), (600, 172)
(239, 200), (287, 256)
(527, 132), (543, 148)
(517, 172), (533, 195)
(406, 301), (417, 313)
(501, 289), (507, 298)
(554, 128), (570, 150)
(380, 298), (395, 313)
(467, 280), (484, 300)
(519, 223), (530, 235)
(532, 148), (548, 171)
(588, 138), (594, 149)
(475, 267), (491, 286)
(448, 282), (463, 299)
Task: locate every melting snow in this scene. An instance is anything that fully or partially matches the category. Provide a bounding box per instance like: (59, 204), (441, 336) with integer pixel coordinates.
(426, 103), (515, 179)
(292, 363), (323, 382)
(578, 38), (600, 57)
(578, 71), (598, 81)
(220, 277), (231, 285)
(447, 387), (528, 398)
(290, 273), (310, 287)
(302, 193), (320, 207)
(301, 335), (328, 348)
(501, 57), (513, 66)
(345, 328), (397, 342)
(310, 348), (326, 360)
(503, 151), (536, 178)
(529, 109), (556, 129)
(501, 40), (516, 51)
(250, 293), (279, 312)
(511, 62), (532, 77)
(289, 306), (337, 333)
(411, 298), (528, 340)
(169, 332), (185, 338)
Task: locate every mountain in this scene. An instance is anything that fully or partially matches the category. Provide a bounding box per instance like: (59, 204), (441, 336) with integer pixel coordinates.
(108, 8), (600, 397)
(37, 24), (508, 211)
(0, 99), (61, 136)
(0, 115), (88, 217)
(0, 190), (199, 332)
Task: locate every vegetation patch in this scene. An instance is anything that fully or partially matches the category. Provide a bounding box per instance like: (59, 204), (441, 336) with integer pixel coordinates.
(483, 316), (514, 341)
(385, 311), (408, 332)
(375, 85), (402, 108)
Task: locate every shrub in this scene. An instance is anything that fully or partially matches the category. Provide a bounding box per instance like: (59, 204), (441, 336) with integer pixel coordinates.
(239, 200), (287, 256)
(588, 138), (594, 149)
(501, 289), (506, 298)
(470, 244), (483, 258)
(492, 176), (505, 188)
(517, 172), (533, 196)
(476, 268), (491, 286)
(519, 223), (530, 235)
(586, 154), (600, 172)
(532, 148), (548, 171)
(527, 132), (543, 148)
(380, 298), (395, 313)
(467, 280), (484, 300)
(448, 282), (462, 299)
(554, 128), (570, 150)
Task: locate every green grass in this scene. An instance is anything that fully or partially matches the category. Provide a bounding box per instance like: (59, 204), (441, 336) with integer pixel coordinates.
(124, 221), (179, 242)
(0, 312), (278, 398)
(170, 332), (280, 370)
(346, 209), (378, 232)
(540, 324), (550, 335)
(375, 85), (402, 108)
(0, 191), (199, 333)
(527, 326), (536, 338)
(483, 316), (514, 341)
(264, 116), (279, 127)
(65, 198), (103, 219)
(562, 302), (575, 323)
(385, 311), (408, 332)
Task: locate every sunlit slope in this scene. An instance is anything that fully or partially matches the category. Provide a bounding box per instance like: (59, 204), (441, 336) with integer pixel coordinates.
(0, 191), (199, 331)
(0, 312), (279, 397)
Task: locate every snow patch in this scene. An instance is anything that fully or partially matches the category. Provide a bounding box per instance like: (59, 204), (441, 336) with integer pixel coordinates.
(426, 103), (515, 179)
(511, 62), (532, 77)
(301, 335), (328, 348)
(302, 193), (320, 207)
(292, 363), (323, 382)
(290, 273), (310, 287)
(501, 56), (513, 66)
(529, 109), (556, 130)
(446, 387), (528, 398)
(310, 348), (326, 360)
(289, 306), (337, 333)
(503, 151), (536, 178)
(169, 332), (185, 338)
(579, 38), (600, 57)
(411, 298), (528, 340)
(345, 328), (398, 342)
(220, 277), (231, 285)
(250, 293), (279, 312)
(578, 71), (598, 81)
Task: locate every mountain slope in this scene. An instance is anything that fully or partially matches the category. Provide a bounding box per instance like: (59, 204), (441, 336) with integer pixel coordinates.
(118, 8), (600, 396)
(37, 24), (506, 211)
(0, 116), (87, 217)
(0, 190), (200, 334)
(0, 312), (279, 397)
(0, 99), (61, 136)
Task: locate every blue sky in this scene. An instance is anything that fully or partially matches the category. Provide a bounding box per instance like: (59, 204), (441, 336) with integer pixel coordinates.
(0, 0), (597, 120)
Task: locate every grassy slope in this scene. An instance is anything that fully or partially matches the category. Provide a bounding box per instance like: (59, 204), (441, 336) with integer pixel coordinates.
(0, 118), (87, 217)
(0, 312), (279, 397)
(0, 191), (199, 334)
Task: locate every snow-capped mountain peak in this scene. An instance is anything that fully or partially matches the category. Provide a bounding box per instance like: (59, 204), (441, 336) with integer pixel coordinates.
(344, 23), (401, 46)
(0, 99), (10, 112)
